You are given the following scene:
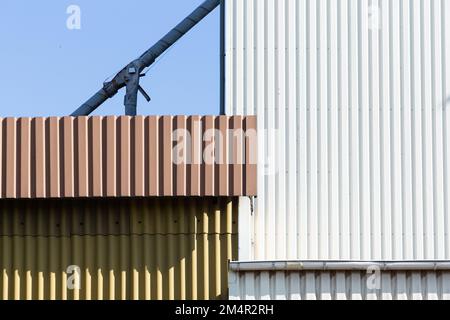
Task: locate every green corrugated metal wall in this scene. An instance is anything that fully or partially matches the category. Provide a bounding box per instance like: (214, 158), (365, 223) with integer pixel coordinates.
(0, 197), (238, 300)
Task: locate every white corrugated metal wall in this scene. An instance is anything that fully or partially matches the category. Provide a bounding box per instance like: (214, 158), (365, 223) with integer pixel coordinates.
(231, 271), (450, 300)
(228, 262), (450, 300)
(226, 0), (450, 261)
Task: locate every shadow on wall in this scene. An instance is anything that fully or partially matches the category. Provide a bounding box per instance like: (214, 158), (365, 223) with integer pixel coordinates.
(445, 97), (450, 110)
(0, 197), (238, 300)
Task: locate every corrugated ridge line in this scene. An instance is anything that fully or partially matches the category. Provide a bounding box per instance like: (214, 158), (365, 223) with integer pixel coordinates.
(0, 116), (257, 199)
(0, 197), (238, 300)
(229, 269), (450, 300)
(225, 0), (450, 260)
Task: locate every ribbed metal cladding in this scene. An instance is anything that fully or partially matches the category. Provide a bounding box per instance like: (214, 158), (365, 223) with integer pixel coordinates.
(0, 197), (238, 300)
(225, 0), (450, 260)
(0, 116), (257, 199)
(229, 268), (450, 300)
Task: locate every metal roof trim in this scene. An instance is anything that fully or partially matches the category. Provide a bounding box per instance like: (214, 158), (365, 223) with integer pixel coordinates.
(229, 260), (450, 271)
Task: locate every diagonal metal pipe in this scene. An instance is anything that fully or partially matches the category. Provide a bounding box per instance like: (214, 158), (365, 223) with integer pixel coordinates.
(71, 0), (220, 116)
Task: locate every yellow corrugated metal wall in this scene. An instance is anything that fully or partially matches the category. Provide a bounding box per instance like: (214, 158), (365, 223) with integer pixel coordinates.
(0, 197), (238, 300)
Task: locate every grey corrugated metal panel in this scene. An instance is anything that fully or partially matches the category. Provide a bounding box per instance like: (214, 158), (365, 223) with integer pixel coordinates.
(0, 197), (238, 300)
(225, 0), (450, 260)
(228, 264), (450, 300)
(0, 116), (257, 199)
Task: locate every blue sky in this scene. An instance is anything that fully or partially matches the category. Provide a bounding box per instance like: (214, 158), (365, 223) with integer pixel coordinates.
(0, 0), (221, 117)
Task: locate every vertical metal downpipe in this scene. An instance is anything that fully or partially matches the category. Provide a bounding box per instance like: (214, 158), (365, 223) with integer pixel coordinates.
(220, 0), (226, 115)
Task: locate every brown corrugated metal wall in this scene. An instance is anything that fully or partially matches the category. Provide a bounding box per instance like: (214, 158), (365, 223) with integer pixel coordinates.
(0, 197), (238, 300)
(0, 116), (257, 198)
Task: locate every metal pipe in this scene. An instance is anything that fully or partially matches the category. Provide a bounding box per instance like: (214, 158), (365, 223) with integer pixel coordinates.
(71, 0), (220, 116)
(229, 261), (450, 272)
(71, 89), (110, 116)
(139, 0), (221, 67)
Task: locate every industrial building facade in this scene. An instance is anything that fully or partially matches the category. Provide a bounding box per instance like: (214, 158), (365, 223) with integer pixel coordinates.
(0, 115), (256, 300)
(225, 0), (450, 299)
(2, 0), (450, 301)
